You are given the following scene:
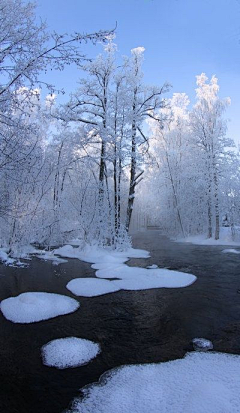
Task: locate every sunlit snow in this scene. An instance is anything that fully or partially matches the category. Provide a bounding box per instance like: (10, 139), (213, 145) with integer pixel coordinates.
(0, 292), (79, 323)
(42, 337), (100, 369)
(67, 352), (240, 413)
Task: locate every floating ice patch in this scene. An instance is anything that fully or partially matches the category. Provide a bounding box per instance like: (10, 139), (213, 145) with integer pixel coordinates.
(42, 337), (100, 369)
(96, 267), (196, 290)
(192, 338), (213, 351)
(222, 249), (240, 254)
(0, 292), (79, 323)
(67, 352), (240, 413)
(147, 264), (158, 269)
(67, 278), (120, 297)
(57, 245), (196, 293)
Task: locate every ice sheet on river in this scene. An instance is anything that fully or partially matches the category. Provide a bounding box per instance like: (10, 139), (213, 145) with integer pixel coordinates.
(67, 352), (240, 413)
(42, 337), (100, 369)
(0, 292), (79, 323)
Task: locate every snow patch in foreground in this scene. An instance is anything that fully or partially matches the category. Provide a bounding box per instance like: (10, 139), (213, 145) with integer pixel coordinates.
(67, 352), (240, 413)
(42, 337), (100, 369)
(0, 292), (79, 323)
(67, 278), (120, 297)
(222, 249), (240, 254)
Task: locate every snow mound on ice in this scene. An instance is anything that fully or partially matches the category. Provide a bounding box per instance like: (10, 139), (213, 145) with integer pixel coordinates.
(222, 249), (240, 254)
(67, 352), (240, 413)
(96, 266), (196, 290)
(0, 292), (79, 323)
(42, 337), (100, 369)
(55, 245), (196, 293)
(67, 278), (120, 297)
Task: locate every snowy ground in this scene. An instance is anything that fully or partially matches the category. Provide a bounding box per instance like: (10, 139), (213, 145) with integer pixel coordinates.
(68, 352), (240, 413)
(177, 227), (240, 246)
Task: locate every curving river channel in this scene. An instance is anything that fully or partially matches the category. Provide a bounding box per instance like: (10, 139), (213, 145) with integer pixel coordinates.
(0, 231), (240, 413)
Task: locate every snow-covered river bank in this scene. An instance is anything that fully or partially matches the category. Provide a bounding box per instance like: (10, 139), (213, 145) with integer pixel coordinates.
(0, 231), (240, 413)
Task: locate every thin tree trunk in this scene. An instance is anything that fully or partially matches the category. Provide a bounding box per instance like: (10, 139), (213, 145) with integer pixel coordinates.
(206, 150), (213, 239)
(165, 152), (185, 237)
(213, 168), (220, 240)
(126, 118), (137, 232)
(207, 184), (212, 238)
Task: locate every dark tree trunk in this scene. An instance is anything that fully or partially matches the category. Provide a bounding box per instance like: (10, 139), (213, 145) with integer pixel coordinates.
(126, 118), (136, 232)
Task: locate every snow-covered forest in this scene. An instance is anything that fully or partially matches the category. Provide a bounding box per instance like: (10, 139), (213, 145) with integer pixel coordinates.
(2, 2), (240, 413)
(1, 0), (240, 260)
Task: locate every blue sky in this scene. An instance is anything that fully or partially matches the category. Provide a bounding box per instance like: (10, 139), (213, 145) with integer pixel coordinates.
(37, 0), (240, 144)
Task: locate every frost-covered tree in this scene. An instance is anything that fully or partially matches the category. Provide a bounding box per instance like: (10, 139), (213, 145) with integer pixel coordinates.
(0, 0), (112, 250)
(190, 73), (233, 240)
(141, 74), (237, 241)
(146, 93), (193, 235)
(56, 44), (169, 244)
(56, 44), (116, 243)
(123, 47), (169, 231)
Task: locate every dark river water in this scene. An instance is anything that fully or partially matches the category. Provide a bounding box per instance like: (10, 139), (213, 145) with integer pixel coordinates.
(0, 231), (240, 413)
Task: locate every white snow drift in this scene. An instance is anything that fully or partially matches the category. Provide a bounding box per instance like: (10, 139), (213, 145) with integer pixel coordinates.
(42, 337), (100, 369)
(54, 245), (196, 295)
(68, 352), (240, 413)
(0, 292), (79, 323)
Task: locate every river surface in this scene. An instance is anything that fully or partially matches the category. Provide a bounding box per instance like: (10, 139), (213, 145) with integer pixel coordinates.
(0, 231), (240, 413)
